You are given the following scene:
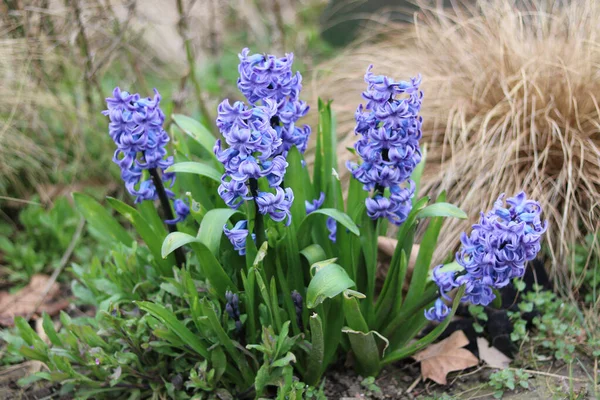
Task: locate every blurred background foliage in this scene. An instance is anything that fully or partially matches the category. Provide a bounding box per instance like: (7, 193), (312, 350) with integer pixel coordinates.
(0, 0), (334, 199)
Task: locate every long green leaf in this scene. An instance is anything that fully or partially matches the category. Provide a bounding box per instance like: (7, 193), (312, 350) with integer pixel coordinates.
(199, 300), (254, 385)
(189, 241), (236, 301)
(197, 208), (240, 256)
(73, 193), (133, 246)
(137, 301), (209, 358)
(374, 251), (406, 329)
(172, 114), (217, 162)
(162, 232), (197, 259)
(107, 197), (174, 272)
(305, 313), (324, 385)
(284, 147), (312, 229)
(166, 161), (222, 183)
(410, 146), (427, 205)
(306, 263), (355, 309)
(417, 202), (467, 219)
(381, 286), (466, 364)
(297, 208), (359, 249)
(402, 192), (447, 313)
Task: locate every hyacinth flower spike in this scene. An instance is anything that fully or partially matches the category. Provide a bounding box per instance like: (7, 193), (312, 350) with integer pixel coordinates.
(347, 66), (423, 226)
(425, 191), (547, 322)
(103, 87), (189, 266)
(216, 48), (311, 253)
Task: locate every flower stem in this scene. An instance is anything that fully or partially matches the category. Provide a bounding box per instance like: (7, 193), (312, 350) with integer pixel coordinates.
(149, 168), (186, 267)
(249, 178), (266, 247)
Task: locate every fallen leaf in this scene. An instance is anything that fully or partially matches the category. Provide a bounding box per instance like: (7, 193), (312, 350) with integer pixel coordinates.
(476, 337), (512, 369)
(412, 330), (479, 384)
(0, 274), (70, 326)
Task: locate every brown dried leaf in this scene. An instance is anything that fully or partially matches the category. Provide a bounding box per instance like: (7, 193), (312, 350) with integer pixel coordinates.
(412, 330), (479, 384)
(0, 274), (69, 326)
(476, 337), (512, 369)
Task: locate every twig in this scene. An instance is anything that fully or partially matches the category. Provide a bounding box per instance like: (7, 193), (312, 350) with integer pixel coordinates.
(484, 365), (589, 382)
(176, 0), (214, 132)
(71, 0), (104, 111)
(406, 376), (421, 394)
(25, 217), (86, 321)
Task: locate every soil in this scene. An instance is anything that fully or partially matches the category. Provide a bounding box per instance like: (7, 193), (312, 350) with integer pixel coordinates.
(323, 355), (596, 399)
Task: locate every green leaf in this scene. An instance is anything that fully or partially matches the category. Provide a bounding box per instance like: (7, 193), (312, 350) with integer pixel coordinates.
(197, 208), (240, 256)
(306, 263), (355, 309)
(166, 162), (222, 183)
(381, 285), (466, 364)
(172, 114), (217, 162)
(284, 147), (312, 229)
(107, 197), (174, 271)
(42, 313), (62, 347)
(73, 193), (133, 246)
(298, 208), (359, 249)
(402, 193), (447, 313)
(343, 327), (387, 377)
(199, 300), (254, 385)
(305, 313), (324, 385)
(299, 244), (327, 268)
(410, 146), (427, 205)
(416, 202), (467, 220)
(189, 241), (236, 301)
(137, 301), (209, 358)
(162, 232), (197, 259)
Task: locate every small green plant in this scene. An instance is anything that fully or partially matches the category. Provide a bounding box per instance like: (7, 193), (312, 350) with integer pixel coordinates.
(468, 305), (488, 334)
(508, 287), (586, 363)
(573, 232), (600, 304)
(360, 376), (382, 395)
(489, 368), (531, 398)
(0, 196), (99, 285)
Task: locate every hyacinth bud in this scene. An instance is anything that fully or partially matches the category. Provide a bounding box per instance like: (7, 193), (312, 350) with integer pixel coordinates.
(291, 290), (304, 330)
(225, 291), (242, 332)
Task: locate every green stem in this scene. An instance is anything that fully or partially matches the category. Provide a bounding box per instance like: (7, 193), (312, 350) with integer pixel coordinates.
(249, 178), (266, 247)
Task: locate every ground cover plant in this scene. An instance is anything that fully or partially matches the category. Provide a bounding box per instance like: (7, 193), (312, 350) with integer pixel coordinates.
(3, 46), (551, 399)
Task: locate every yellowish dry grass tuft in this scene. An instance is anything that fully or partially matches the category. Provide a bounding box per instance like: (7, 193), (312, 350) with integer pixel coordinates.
(308, 0), (600, 283)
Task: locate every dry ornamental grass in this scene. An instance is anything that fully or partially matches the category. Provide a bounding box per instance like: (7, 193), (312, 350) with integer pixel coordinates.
(308, 0), (600, 285)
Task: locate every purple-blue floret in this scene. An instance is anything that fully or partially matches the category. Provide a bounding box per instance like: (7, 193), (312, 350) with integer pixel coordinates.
(165, 199), (190, 225)
(224, 220), (255, 256)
